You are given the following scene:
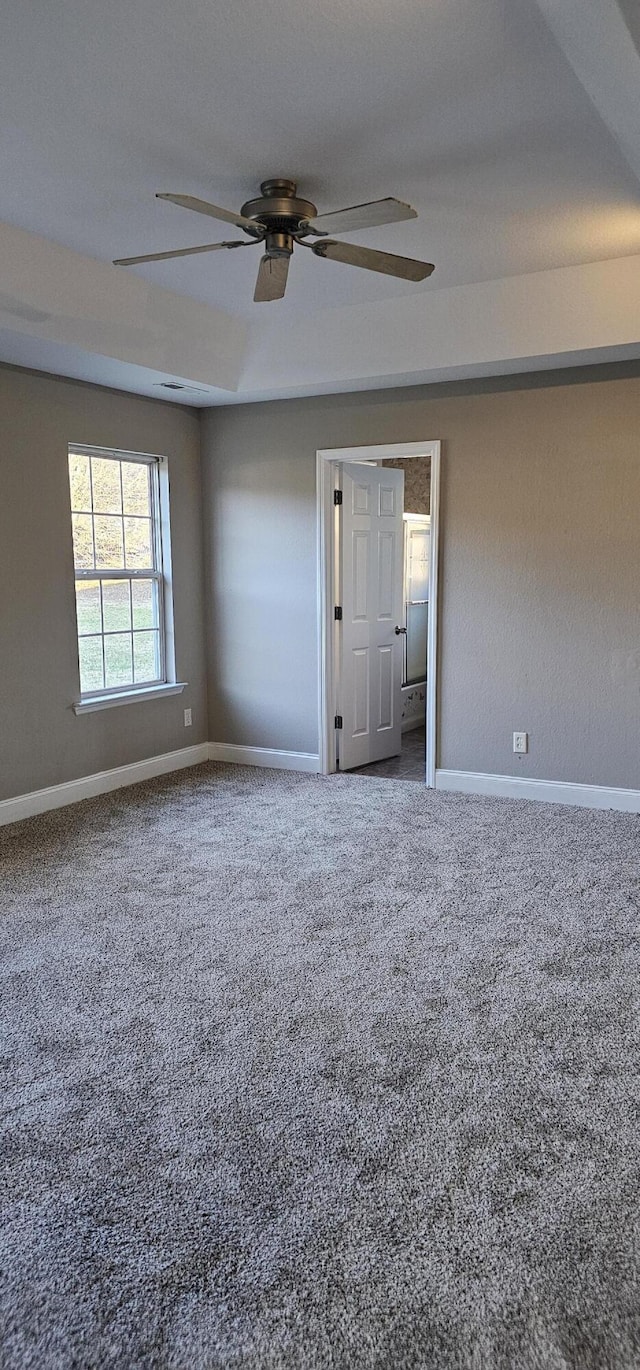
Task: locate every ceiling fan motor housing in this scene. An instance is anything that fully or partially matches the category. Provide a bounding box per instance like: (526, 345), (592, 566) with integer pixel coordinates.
(240, 179), (317, 255)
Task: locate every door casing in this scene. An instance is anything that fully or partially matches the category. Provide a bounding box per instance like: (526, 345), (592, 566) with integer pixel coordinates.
(316, 441), (441, 781)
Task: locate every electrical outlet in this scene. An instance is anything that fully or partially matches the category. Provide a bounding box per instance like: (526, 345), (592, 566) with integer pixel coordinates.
(513, 731), (528, 754)
(184, 708), (192, 727)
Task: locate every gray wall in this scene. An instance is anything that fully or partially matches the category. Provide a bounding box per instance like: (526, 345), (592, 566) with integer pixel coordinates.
(0, 365), (206, 801)
(202, 367), (640, 789)
(3, 360), (640, 799)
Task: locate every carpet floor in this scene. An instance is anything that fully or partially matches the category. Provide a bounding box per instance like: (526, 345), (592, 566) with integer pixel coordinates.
(2, 763), (640, 1369)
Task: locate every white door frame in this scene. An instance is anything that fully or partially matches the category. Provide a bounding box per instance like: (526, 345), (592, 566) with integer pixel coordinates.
(316, 440), (441, 783)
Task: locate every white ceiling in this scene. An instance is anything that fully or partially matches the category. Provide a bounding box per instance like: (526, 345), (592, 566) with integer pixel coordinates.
(1, 0), (640, 400)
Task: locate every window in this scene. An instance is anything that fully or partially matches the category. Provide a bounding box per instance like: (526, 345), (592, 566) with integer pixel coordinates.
(69, 445), (172, 703)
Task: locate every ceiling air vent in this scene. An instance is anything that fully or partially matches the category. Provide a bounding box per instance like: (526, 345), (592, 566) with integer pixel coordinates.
(155, 381), (209, 394)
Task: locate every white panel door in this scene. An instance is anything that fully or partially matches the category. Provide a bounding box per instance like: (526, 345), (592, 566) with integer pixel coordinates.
(339, 462), (404, 770)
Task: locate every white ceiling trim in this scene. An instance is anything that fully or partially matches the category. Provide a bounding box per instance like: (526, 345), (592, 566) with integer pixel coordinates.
(1, 221), (640, 406)
(0, 219), (247, 392)
(239, 254), (640, 397)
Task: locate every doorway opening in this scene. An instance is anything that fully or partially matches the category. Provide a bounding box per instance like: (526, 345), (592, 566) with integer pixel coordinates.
(316, 441), (441, 783)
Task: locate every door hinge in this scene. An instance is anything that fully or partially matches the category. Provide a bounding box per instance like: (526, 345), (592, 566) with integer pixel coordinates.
(334, 605), (342, 620)
(333, 489), (343, 505)
(334, 715), (343, 730)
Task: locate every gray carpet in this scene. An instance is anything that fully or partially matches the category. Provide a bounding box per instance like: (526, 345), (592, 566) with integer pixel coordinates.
(2, 763), (640, 1369)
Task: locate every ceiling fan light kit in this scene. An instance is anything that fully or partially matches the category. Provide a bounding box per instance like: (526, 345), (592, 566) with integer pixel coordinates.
(114, 178), (434, 302)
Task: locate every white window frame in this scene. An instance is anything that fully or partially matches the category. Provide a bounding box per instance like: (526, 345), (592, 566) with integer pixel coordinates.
(69, 444), (186, 714)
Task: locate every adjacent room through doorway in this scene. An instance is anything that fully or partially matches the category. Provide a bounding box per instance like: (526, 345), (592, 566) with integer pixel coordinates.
(316, 440), (440, 785)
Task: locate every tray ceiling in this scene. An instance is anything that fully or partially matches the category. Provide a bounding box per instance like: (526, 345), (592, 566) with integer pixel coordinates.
(0, 0), (639, 401)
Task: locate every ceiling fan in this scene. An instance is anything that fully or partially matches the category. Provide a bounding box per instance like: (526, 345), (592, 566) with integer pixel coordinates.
(113, 178), (434, 302)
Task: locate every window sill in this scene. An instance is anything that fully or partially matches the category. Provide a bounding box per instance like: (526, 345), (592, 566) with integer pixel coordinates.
(73, 683), (187, 715)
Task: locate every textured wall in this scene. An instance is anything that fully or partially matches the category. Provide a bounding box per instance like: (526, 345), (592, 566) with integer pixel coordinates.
(0, 366), (206, 801)
(202, 366), (640, 789)
(381, 454), (431, 515)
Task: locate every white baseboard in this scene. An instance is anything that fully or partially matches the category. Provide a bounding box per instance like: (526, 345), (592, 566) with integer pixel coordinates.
(0, 743), (209, 827)
(208, 742), (320, 773)
(436, 768), (640, 814)
(5, 750), (637, 828)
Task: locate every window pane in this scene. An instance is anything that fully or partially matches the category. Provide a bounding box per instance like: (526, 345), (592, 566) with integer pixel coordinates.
(79, 636), (104, 694)
(75, 580), (101, 635)
(131, 578), (157, 630)
(72, 513), (94, 569)
(133, 630), (160, 683)
(122, 461), (151, 516)
(91, 457), (122, 514)
(94, 516), (125, 568)
(104, 633), (133, 688)
(124, 517), (153, 568)
(102, 579), (131, 632)
(69, 453), (91, 512)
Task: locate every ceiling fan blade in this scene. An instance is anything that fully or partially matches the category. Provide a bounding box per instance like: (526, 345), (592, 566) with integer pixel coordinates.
(312, 239), (434, 282)
(254, 254), (290, 302)
(113, 240), (253, 266)
(300, 197), (417, 237)
(156, 193), (263, 234)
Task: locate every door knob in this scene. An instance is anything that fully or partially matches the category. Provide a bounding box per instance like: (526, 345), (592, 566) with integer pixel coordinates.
(395, 625), (407, 635)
